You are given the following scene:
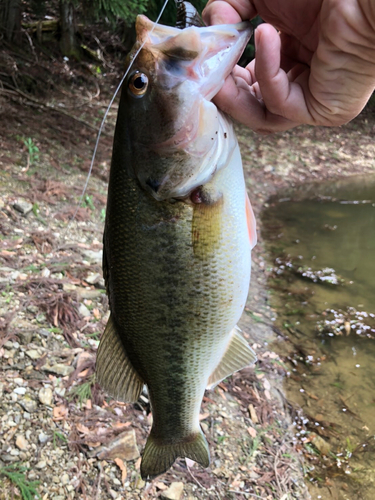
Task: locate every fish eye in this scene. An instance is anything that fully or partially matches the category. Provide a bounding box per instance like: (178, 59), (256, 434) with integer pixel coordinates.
(128, 71), (149, 97)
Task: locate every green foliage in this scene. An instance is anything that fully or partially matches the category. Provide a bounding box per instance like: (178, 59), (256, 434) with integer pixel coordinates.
(68, 374), (96, 404)
(82, 0), (149, 25)
(81, 194), (95, 210)
(146, 0), (206, 26)
(18, 136), (39, 165)
(0, 464), (40, 500)
(52, 430), (68, 449)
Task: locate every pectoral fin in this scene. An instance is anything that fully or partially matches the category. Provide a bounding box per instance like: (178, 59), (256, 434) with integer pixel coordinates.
(207, 327), (257, 389)
(246, 192), (257, 249)
(96, 315), (144, 402)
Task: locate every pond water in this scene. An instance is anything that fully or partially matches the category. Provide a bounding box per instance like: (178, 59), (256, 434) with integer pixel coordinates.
(262, 175), (375, 500)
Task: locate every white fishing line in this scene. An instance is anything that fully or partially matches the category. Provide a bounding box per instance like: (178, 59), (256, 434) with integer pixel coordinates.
(70, 0), (171, 224)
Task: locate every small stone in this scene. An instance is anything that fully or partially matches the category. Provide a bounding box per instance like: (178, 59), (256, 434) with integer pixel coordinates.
(0, 383), (4, 397)
(201, 422), (208, 433)
(39, 432), (49, 444)
(78, 303), (91, 317)
(61, 473), (69, 485)
(91, 429), (140, 461)
(52, 476), (60, 484)
(36, 460), (47, 469)
(39, 387), (53, 406)
(134, 477), (145, 489)
(10, 449), (20, 456)
(13, 200), (33, 215)
(44, 364), (74, 377)
(161, 482), (184, 500)
(14, 378), (24, 386)
(13, 387), (26, 395)
(15, 435), (29, 451)
(18, 331), (34, 344)
(25, 349), (41, 360)
(55, 387), (66, 397)
(81, 249), (103, 263)
(85, 272), (101, 285)
(19, 395), (38, 413)
(41, 268), (50, 278)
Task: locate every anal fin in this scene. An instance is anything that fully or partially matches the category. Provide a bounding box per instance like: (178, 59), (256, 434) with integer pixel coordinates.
(96, 315), (144, 403)
(207, 327), (257, 390)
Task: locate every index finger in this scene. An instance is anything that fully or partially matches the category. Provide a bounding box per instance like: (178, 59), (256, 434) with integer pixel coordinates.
(203, 0), (256, 25)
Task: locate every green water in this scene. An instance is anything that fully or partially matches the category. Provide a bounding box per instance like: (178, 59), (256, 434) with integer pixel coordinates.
(262, 176), (375, 500)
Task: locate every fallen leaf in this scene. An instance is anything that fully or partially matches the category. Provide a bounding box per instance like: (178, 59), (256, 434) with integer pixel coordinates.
(53, 405), (68, 421)
(199, 413), (210, 421)
(112, 422), (132, 430)
(114, 457), (127, 484)
(247, 427), (257, 438)
(76, 423), (90, 434)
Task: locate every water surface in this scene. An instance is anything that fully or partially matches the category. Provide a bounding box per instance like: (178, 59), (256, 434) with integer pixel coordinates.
(262, 175), (375, 499)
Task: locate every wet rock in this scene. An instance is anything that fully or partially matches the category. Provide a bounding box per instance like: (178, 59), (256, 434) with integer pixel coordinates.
(90, 429), (139, 461)
(15, 435), (29, 450)
(311, 434), (331, 455)
(161, 482), (184, 500)
(44, 363), (74, 377)
(13, 200), (33, 215)
(19, 395), (38, 413)
(39, 387), (53, 406)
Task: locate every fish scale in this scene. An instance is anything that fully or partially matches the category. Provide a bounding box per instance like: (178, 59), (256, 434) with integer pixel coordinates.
(96, 12), (257, 479)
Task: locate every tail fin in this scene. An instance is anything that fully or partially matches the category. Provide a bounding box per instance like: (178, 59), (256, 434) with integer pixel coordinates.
(140, 430), (210, 479)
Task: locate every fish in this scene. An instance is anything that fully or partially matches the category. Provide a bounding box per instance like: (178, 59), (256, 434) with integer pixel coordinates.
(96, 6), (257, 480)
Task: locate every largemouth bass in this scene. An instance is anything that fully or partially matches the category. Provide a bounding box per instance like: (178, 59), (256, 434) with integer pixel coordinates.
(97, 11), (257, 480)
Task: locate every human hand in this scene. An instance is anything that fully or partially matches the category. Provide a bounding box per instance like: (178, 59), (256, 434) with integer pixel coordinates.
(203, 0), (375, 133)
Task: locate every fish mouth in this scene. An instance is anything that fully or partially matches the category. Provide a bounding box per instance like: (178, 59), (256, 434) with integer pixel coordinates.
(147, 21), (253, 154)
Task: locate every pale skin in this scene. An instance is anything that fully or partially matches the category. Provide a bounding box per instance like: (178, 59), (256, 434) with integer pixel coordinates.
(203, 0), (375, 133)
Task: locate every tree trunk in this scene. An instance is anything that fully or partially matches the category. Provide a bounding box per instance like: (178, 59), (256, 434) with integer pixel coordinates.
(59, 0), (80, 59)
(0, 0), (22, 44)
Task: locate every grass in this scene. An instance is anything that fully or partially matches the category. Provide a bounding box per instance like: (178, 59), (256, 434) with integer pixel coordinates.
(68, 374), (95, 405)
(0, 464), (40, 500)
(52, 430), (68, 450)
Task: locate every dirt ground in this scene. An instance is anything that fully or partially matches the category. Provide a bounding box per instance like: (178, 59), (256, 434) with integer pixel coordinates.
(0, 45), (374, 499)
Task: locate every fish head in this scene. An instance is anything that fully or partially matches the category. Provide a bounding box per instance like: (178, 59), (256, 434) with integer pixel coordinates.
(117, 16), (252, 200)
